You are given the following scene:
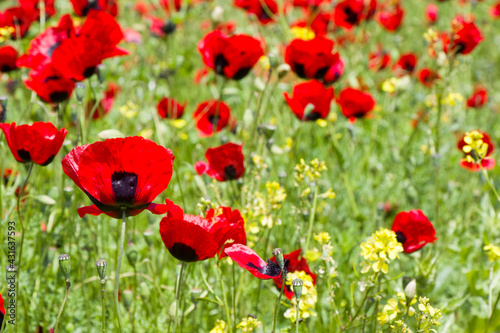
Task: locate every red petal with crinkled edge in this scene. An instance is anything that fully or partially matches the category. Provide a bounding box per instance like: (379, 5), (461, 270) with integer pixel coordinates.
(77, 136), (174, 208)
(225, 244), (281, 279)
(208, 207), (247, 258)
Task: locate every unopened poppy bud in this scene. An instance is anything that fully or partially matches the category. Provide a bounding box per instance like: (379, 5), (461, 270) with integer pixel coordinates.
(96, 259), (107, 284)
(0, 95), (8, 123)
(58, 254), (71, 282)
(75, 83), (85, 102)
(122, 289), (134, 309)
(268, 53), (278, 69)
(277, 64), (291, 79)
(97, 65), (106, 84)
(143, 230), (154, 247)
(404, 278), (416, 301)
(258, 124), (276, 140)
(272, 248), (284, 270)
(126, 242), (138, 266)
(292, 278), (303, 301)
(211, 6), (224, 22)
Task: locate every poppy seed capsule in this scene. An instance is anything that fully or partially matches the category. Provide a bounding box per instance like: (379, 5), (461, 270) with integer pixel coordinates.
(292, 278), (303, 301)
(97, 65), (106, 84)
(272, 248), (284, 270)
(96, 259), (107, 284)
(277, 64), (291, 79)
(122, 289), (134, 309)
(75, 82), (85, 102)
(58, 254), (71, 282)
(126, 242), (138, 266)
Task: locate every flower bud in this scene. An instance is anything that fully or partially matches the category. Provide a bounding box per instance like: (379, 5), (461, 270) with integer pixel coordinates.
(268, 53), (278, 69)
(272, 248), (284, 270)
(122, 289), (134, 310)
(277, 64), (291, 79)
(258, 124), (276, 140)
(404, 278), (416, 301)
(58, 254), (71, 282)
(126, 242), (138, 266)
(292, 278), (303, 301)
(143, 230), (154, 247)
(75, 83), (85, 102)
(97, 64), (106, 84)
(211, 6), (224, 22)
(96, 259), (107, 284)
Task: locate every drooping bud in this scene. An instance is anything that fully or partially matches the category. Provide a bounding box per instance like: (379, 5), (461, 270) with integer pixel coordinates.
(96, 259), (107, 284)
(292, 278), (303, 301)
(272, 248), (284, 270)
(75, 83), (85, 103)
(58, 254), (71, 282)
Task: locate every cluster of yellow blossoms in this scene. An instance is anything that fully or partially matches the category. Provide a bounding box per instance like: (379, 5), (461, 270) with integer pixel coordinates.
(461, 130), (489, 164)
(284, 271), (318, 323)
(360, 228), (403, 274)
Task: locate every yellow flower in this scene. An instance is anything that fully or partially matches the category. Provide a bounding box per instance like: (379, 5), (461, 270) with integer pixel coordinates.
(316, 119), (328, 127)
(377, 298), (399, 325)
(314, 232), (331, 245)
(210, 320), (226, 333)
(360, 228), (403, 274)
(423, 28), (438, 43)
(462, 130), (489, 164)
(284, 271), (318, 323)
(304, 248), (321, 262)
(170, 119), (187, 129)
(440, 92), (463, 106)
(290, 26), (315, 40)
(484, 244), (500, 262)
(236, 317), (261, 332)
(382, 78), (398, 93)
(119, 101), (138, 118)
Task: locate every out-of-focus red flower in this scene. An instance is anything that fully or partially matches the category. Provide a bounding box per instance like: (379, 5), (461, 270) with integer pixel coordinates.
(194, 67), (209, 84)
(0, 46), (18, 73)
(291, 0), (329, 8)
(24, 64), (75, 103)
(159, 0), (182, 13)
(157, 97), (186, 119)
(198, 30), (264, 80)
(334, 0), (365, 30)
(285, 36), (343, 83)
(392, 210), (437, 253)
(425, 4), (438, 24)
(70, 0), (118, 17)
(0, 6), (38, 39)
(457, 131), (495, 171)
(123, 28), (143, 44)
(193, 100), (231, 137)
(148, 17), (177, 38)
(337, 87), (375, 122)
(368, 47), (391, 71)
(466, 86), (488, 109)
(443, 17), (483, 55)
(418, 68), (440, 88)
(291, 11), (332, 36)
(376, 3), (404, 32)
(392, 53), (417, 77)
(234, 0), (278, 24)
(284, 80), (334, 121)
(491, 1), (500, 18)
(195, 143), (245, 181)
(20, 0), (56, 18)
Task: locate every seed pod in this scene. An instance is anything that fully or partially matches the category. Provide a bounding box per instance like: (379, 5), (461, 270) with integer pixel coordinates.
(75, 83), (85, 102)
(58, 254), (71, 282)
(292, 278), (303, 301)
(96, 259), (108, 284)
(272, 248), (284, 270)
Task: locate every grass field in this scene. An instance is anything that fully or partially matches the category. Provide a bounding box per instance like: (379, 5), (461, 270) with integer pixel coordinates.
(1, 0), (500, 332)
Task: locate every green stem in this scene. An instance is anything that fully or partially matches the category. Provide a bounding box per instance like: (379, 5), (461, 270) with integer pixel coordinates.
(114, 211), (127, 333)
(173, 261), (187, 333)
(295, 299), (300, 333)
(272, 271), (286, 333)
(102, 287), (106, 333)
(305, 185), (319, 251)
(55, 281), (71, 333)
(217, 262), (233, 333)
(15, 162), (34, 333)
(481, 168), (500, 203)
(486, 286), (500, 333)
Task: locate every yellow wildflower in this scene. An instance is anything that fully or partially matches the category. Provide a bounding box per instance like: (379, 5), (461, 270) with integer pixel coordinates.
(210, 320), (226, 333)
(484, 244), (500, 262)
(290, 26), (315, 40)
(236, 317), (261, 332)
(314, 232), (331, 245)
(360, 228), (403, 274)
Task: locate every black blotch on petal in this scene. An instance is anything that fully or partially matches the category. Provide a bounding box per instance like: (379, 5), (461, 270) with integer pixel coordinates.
(17, 149), (31, 162)
(111, 171), (138, 205)
(214, 54), (229, 76)
(293, 63), (306, 78)
(161, 21), (177, 35)
(232, 67), (251, 80)
(314, 66), (329, 80)
(40, 155), (56, 166)
(247, 260), (281, 278)
(169, 243), (199, 262)
(49, 91), (69, 103)
(305, 112), (321, 121)
(224, 165), (237, 180)
(83, 66), (96, 78)
(344, 7), (359, 25)
(396, 231), (407, 244)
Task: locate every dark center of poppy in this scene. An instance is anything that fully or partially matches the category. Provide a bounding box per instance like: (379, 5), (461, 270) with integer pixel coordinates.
(111, 171), (138, 205)
(395, 231), (407, 244)
(161, 21), (177, 35)
(305, 111), (321, 121)
(293, 63), (306, 78)
(208, 115), (220, 128)
(454, 42), (466, 54)
(344, 7), (359, 25)
(40, 155), (56, 167)
(258, 7), (272, 20)
(82, 0), (100, 16)
(352, 111), (367, 118)
(83, 66), (96, 78)
(49, 91), (69, 103)
(1, 64), (14, 72)
(224, 165), (238, 180)
(214, 54), (229, 76)
(169, 243), (199, 262)
(314, 66), (330, 80)
(0, 311), (4, 329)
(232, 67), (252, 80)
(247, 260), (282, 278)
(17, 149), (31, 162)
(404, 62), (414, 72)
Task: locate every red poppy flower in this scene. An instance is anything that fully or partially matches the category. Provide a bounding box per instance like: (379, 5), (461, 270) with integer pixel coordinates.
(159, 201), (246, 262)
(24, 64), (75, 103)
(337, 87), (375, 122)
(0, 6), (37, 39)
(284, 80), (334, 121)
(0, 294), (4, 328)
(449, 19), (483, 55)
(193, 100), (231, 137)
(195, 143), (245, 181)
(70, 0), (118, 17)
(418, 68), (440, 88)
(291, 11), (332, 36)
(0, 46), (18, 73)
(159, 0), (182, 13)
(87, 82), (120, 119)
(457, 131), (495, 171)
(0, 122), (67, 166)
(234, 0), (278, 25)
(52, 11), (127, 81)
(368, 48), (391, 71)
(491, 1), (500, 18)
(425, 4), (438, 24)
(148, 17), (177, 38)
(284, 37), (343, 83)
(392, 210), (436, 253)
(291, 0), (328, 8)
(269, 249), (317, 300)
(62, 136), (174, 219)
(198, 30), (264, 80)
(334, 0), (365, 30)
(16, 14), (75, 70)
(376, 4), (404, 32)
(20, 0), (56, 18)
(392, 53), (417, 77)
(466, 86), (487, 109)
(225, 245), (316, 299)
(157, 97), (186, 119)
